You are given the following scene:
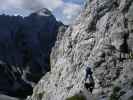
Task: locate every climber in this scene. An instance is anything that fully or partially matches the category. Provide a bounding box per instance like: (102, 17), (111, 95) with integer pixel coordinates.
(84, 66), (95, 93)
(85, 67), (93, 81)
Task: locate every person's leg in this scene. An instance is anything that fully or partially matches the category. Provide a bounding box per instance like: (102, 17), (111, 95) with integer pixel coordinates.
(89, 83), (95, 93)
(85, 74), (88, 81)
(89, 87), (93, 93)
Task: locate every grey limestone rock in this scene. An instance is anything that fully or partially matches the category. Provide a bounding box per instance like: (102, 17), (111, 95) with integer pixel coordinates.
(30, 0), (133, 100)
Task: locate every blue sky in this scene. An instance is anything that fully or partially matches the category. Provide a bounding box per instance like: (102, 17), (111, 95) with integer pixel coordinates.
(0, 0), (84, 24)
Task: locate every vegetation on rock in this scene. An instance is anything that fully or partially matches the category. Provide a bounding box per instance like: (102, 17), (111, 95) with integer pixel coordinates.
(66, 94), (86, 100)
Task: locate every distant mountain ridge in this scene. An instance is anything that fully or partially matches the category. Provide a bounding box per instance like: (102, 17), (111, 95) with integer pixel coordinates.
(0, 8), (66, 98)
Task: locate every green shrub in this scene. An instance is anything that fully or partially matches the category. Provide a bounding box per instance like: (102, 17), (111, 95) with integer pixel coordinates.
(119, 91), (126, 96)
(109, 86), (121, 100)
(66, 94), (86, 100)
(110, 93), (119, 100)
(128, 95), (133, 100)
(130, 80), (133, 87)
(129, 52), (133, 59)
(36, 91), (45, 100)
(113, 86), (121, 93)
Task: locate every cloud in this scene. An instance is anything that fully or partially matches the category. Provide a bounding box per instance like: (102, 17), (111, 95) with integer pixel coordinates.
(20, 0), (64, 11)
(0, 0), (22, 10)
(53, 2), (82, 24)
(0, 0), (63, 11)
(0, 0), (83, 24)
(62, 3), (82, 20)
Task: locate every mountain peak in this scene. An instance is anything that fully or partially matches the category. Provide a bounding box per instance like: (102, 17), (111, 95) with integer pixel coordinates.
(33, 8), (53, 17)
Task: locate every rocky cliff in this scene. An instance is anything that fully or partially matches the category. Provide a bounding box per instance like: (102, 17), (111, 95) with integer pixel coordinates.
(0, 8), (66, 98)
(30, 0), (133, 100)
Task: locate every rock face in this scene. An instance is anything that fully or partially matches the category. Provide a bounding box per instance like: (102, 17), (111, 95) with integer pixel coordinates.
(0, 61), (33, 98)
(0, 8), (66, 98)
(0, 94), (19, 100)
(30, 0), (133, 100)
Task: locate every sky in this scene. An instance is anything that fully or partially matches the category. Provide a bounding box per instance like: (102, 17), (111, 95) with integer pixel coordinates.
(0, 0), (85, 24)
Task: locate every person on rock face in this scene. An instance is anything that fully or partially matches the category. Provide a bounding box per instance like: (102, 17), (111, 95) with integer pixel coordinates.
(84, 66), (95, 93)
(85, 67), (93, 81)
